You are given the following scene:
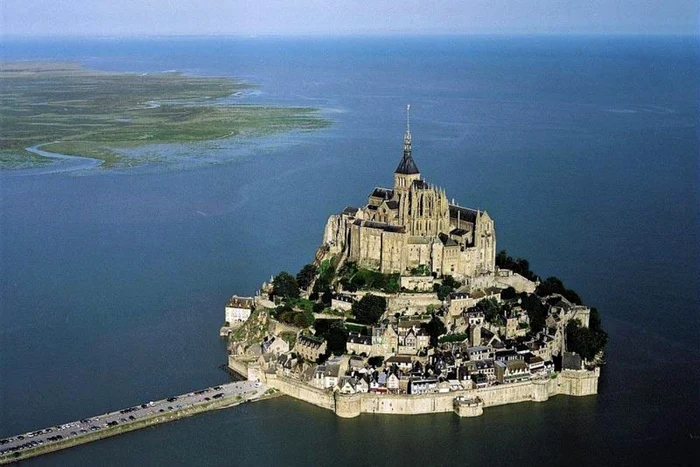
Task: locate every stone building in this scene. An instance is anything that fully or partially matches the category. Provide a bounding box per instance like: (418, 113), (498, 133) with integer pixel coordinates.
(295, 334), (327, 362)
(225, 295), (254, 325)
(494, 359), (530, 384)
(346, 333), (372, 356)
(323, 107), (496, 280)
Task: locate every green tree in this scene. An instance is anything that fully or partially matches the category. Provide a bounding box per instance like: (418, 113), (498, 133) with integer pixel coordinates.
(566, 319), (608, 361)
(274, 302), (293, 319)
(383, 274), (400, 293)
(500, 287), (517, 300)
(519, 293), (548, 334)
(470, 298), (504, 326)
(434, 284), (454, 301)
(293, 309), (314, 328)
(352, 294), (387, 325)
(321, 290), (333, 307)
(536, 276), (583, 305)
(368, 356), (384, 367)
(273, 271), (300, 300)
(424, 314), (447, 347)
(496, 250), (538, 282)
(325, 321), (348, 355)
(296, 264), (317, 291)
(442, 275), (461, 289)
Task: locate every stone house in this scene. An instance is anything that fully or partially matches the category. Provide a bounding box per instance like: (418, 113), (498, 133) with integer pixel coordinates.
(330, 294), (355, 312)
(466, 345), (491, 361)
(471, 373), (489, 388)
(386, 373), (400, 391)
(468, 359), (496, 384)
(448, 292), (474, 316)
(336, 376), (357, 394)
(295, 334), (327, 362)
(355, 376), (370, 393)
(408, 377), (438, 395)
(524, 353), (546, 374)
(225, 295), (254, 325)
(494, 349), (521, 362)
(313, 364), (341, 389)
(261, 335), (290, 355)
(347, 333), (372, 356)
(385, 355), (413, 372)
(494, 360), (530, 384)
(371, 324), (398, 356)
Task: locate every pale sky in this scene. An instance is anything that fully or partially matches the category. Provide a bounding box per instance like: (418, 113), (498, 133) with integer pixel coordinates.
(1, 0), (697, 37)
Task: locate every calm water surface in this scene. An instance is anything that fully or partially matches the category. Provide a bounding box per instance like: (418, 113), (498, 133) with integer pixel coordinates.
(0, 36), (698, 466)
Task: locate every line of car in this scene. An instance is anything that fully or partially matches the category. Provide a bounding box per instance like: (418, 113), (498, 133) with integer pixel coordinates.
(1, 382), (258, 457)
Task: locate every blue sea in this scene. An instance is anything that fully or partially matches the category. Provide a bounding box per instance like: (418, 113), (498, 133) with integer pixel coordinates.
(0, 36), (698, 465)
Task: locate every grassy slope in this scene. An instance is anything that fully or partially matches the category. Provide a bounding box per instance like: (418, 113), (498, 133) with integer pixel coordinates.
(0, 62), (330, 168)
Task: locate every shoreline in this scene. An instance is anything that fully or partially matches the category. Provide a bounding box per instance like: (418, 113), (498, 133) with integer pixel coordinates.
(9, 144), (104, 176)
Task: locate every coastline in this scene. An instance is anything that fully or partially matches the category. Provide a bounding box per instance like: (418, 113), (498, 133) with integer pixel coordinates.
(8, 144), (104, 176)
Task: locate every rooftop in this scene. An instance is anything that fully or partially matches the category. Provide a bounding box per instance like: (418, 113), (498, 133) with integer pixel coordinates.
(396, 152), (420, 175)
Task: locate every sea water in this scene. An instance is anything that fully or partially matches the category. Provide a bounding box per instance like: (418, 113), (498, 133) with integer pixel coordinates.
(0, 36), (698, 465)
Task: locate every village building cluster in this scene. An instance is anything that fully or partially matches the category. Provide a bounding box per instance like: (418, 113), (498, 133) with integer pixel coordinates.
(230, 290), (591, 396)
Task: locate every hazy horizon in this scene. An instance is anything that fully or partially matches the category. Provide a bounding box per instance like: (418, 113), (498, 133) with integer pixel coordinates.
(1, 0), (697, 38)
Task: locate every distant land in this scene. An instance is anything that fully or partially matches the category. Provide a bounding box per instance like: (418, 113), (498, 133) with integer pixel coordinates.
(0, 62), (330, 169)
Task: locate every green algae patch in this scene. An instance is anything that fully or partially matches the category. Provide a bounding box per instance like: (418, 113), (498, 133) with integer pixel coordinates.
(0, 62), (330, 169)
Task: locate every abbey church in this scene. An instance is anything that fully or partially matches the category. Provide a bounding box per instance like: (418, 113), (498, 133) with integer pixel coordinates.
(323, 108), (496, 279)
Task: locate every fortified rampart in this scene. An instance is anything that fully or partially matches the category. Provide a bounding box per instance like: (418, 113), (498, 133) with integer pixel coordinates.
(493, 269), (537, 293)
(238, 358), (600, 418)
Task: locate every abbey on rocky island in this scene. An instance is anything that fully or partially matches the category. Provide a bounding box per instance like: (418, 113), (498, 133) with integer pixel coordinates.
(323, 107), (496, 279)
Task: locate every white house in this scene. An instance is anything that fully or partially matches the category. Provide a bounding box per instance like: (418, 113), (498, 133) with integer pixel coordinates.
(225, 295), (255, 324)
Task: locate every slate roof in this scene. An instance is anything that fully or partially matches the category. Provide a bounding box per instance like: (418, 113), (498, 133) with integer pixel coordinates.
(449, 205), (479, 224)
(342, 206), (359, 216)
(363, 221), (405, 233)
(386, 355), (413, 365)
(348, 333), (372, 345)
(298, 334), (325, 348)
(370, 187), (394, 200)
(385, 200), (399, 210)
(412, 179), (428, 189)
(439, 233), (459, 247)
(396, 152), (420, 175)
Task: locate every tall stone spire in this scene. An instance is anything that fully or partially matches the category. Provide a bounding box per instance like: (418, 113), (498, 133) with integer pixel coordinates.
(396, 104), (420, 175)
(404, 104), (411, 154)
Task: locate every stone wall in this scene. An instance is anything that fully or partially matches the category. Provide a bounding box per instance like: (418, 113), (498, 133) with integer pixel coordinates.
(266, 374), (335, 411)
(494, 269), (537, 293)
(556, 368), (600, 396)
(232, 359), (600, 418)
(400, 275), (435, 292)
(360, 391), (458, 415)
(268, 319), (302, 337)
(387, 293), (442, 316)
(228, 355), (258, 380)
